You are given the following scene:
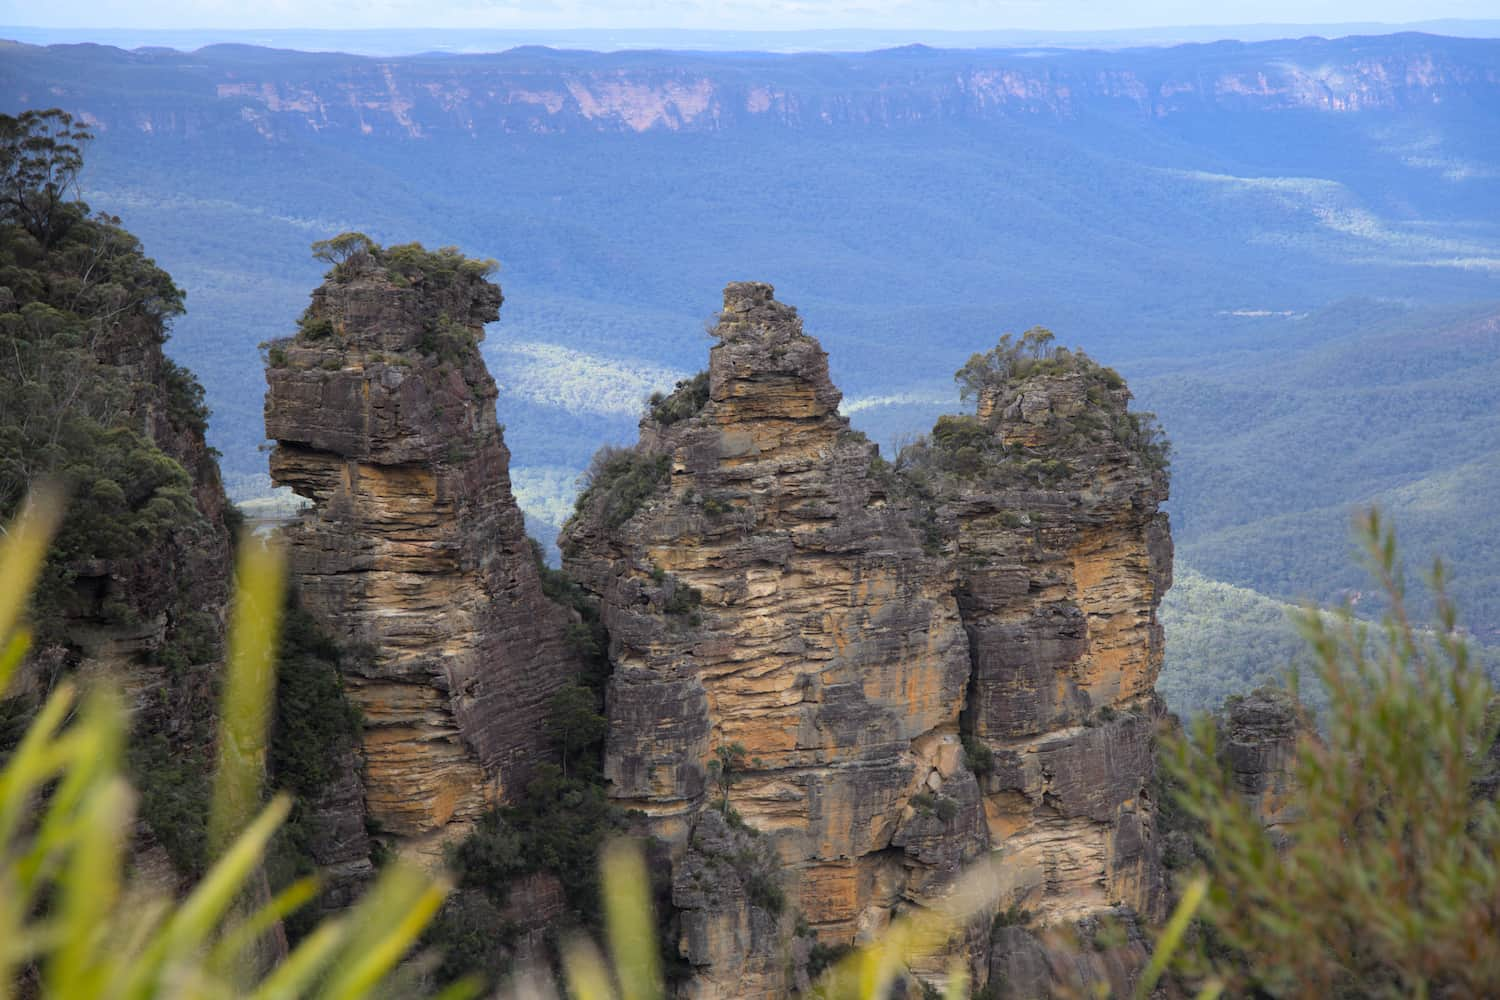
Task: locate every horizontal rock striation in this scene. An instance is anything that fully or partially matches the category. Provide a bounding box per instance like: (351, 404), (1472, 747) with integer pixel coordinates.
(265, 244), (579, 860)
(564, 291), (1173, 997)
(562, 283), (975, 996)
(903, 340), (1173, 930)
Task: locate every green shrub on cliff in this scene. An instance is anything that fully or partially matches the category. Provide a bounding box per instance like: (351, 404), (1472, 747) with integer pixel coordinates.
(570, 446), (671, 532)
(648, 370), (710, 425)
(955, 326), (1063, 402)
(311, 231), (497, 290)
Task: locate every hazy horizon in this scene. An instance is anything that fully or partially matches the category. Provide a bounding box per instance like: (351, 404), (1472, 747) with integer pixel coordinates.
(6, 0), (1500, 34)
(5, 17), (1500, 55)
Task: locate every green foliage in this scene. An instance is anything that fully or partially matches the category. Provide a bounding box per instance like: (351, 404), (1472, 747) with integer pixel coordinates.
(382, 241), (498, 287)
(1157, 566), (1318, 718)
(269, 599), (362, 799)
(297, 315), (336, 340)
(705, 742), (750, 816)
(312, 233), (497, 289)
(416, 313), (477, 364)
(421, 891), (516, 990)
(1163, 510), (1500, 997)
(1144, 300), (1500, 637)
(961, 735), (994, 776)
(433, 761), (632, 989)
(648, 370), (710, 425)
(152, 607), (220, 676)
(954, 326), (1059, 403)
(163, 357), (212, 435)
(746, 867), (786, 915)
(928, 414), (995, 478)
(908, 791), (959, 823)
(129, 726), (214, 875)
(310, 231), (376, 270)
(571, 446), (671, 532)
(0, 108), (92, 248)
(0, 115), (206, 640)
(1112, 410), (1171, 472)
(549, 681), (608, 778)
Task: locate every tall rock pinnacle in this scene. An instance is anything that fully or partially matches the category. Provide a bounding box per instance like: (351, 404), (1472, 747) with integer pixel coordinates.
(563, 282), (976, 996)
(565, 302), (1174, 997)
(264, 241), (579, 861)
(904, 335), (1173, 993)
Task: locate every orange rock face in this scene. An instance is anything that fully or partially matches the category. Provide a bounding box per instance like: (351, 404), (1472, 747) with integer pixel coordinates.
(563, 284), (975, 995)
(943, 364), (1173, 928)
(265, 249), (579, 862)
(564, 287), (1173, 997)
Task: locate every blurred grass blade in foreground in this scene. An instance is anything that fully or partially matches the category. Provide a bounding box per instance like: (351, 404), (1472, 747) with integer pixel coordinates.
(0, 484), (63, 693)
(0, 492), (455, 999)
(211, 536), (287, 855)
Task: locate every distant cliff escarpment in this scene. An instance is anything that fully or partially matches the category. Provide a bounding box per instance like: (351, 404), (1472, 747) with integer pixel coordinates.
(6, 35), (1498, 139)
(559, 286), (1174, 996)
(263, 237), (581, 862)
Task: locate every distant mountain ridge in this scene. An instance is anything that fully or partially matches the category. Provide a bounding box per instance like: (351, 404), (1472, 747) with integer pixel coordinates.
(5, 33), (1499, 138)
(5, 21), (1500, 55)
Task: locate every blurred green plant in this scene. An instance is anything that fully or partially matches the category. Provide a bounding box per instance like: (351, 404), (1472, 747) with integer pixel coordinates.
(1164, 507), (1500, 997)
(0, 488), (465, 1000)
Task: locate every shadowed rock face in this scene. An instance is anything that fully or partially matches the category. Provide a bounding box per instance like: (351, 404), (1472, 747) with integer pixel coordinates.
(1219, 687), (1310, 837)
(564, 285), (1174, 997)
(265, 250), (579, 861)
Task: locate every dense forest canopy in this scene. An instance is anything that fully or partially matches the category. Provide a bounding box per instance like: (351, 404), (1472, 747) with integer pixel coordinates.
(0, 108), (207, 634)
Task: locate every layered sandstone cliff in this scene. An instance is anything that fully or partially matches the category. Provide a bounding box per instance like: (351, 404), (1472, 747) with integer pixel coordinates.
(912, 343), (1174, 927)
(264, 242), (579, 860)
(563, 287), (1173, 997)
(562, 283), (976, 996)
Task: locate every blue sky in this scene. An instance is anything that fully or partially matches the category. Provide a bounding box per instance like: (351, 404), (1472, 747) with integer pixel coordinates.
(5, 0), (1498, 30)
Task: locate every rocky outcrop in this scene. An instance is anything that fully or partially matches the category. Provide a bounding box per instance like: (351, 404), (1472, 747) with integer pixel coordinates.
(562, 283), (975, 996)
(563, 289), (1173, 997)
(264, 243), (579, 861)
(912, 343), (1174, 931)
(1218, 687), (1309, 837)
